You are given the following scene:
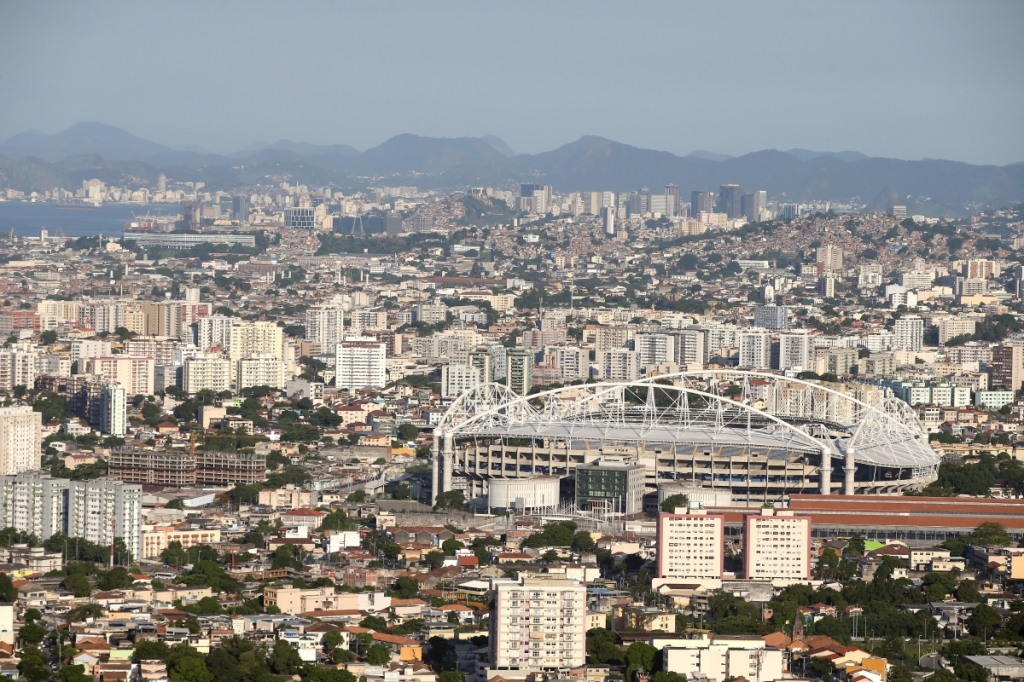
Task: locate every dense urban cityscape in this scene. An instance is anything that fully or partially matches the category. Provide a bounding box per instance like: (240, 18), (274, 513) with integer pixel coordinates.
(1, 4), (1023, 682)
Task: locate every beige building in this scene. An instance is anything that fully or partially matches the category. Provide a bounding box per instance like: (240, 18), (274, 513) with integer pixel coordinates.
(141, 524), (223, 559)
(662, 634), (785, 682)
(656, 508), (724, 585)
(258, 486), (316, 509)
(263, 586), (361, 615)
(183, 353), (231, 394)
(490, 574), (586, 669)
(85, 356), (155, 395)
(0, 407), (41, 474)
(744, 509), (811, 582)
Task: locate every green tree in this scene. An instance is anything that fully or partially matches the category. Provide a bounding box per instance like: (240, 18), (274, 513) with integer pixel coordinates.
(365, 644), (391, 665)
(133, 639), (171, 662)
(439, 672), (462, 682)
(971, 522), (1010, 547)
(393, 576), (420, 599)
(433, 489), (465, 511)
(956, 580), (982, 603)
(660, 493), (689, 513)
(0, 572), (15, 601)
(18, 646), (49, 682)
(391, 483), (411, 500)
(441, 538), (465, 556)
(360, 615), (389, 632)
(58, 664), (91, 682)
(966, 603), (1002, 637)
(347, 489), (367, 503)
(268, 640), (304, 675)
(424, 550), (445, 570)
(397, 424), (419, 441)
(169, 655), (213, 682)
(19, 622), (46, 645)
(22, 608), (41, 623)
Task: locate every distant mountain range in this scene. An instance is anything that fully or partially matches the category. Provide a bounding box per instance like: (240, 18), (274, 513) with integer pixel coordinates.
(1, 123), (1022, 215)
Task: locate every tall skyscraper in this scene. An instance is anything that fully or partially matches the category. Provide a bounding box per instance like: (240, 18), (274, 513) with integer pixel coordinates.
(601, 205), (615, 236)
(232, 195), (250, 221)
(691, 191), (715, 217)
(988, 345), (1023, 391)
(664, 184), (680, 216)
(717, 184), (745, 219)
(739, 332), (772, 369)
(305, 306), (347, 349)
(67, 479), (143, 560)
(489, 575), (586, 669)
(0, 407), (41, 475)
(742, 190), (766, 222)
(101, 383), (127, 436)
(817, 245), (844, 273)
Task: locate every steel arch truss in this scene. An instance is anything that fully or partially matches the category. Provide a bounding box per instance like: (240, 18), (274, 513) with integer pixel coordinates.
(436, 370), (938, 471)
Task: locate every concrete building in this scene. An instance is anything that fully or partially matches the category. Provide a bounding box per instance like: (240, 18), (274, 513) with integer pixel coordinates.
(662, 635), (785, 682)
(0, 351), (36, 393)
(335, 339), (387, 390)
(636, 334), (676, 367)
(895, 314), (925, 351)
(85, 356), (155, 395)
(236, 353), (286, 391)
(0, 406), (41, 475)
(744, 509), (811, 582)
(739, 332), (772, 370)
(575, 458), (645, 515)
(305, 306), (347, 349)
(656, 508), (724, 583)
(182, 353), (231, 394)
(195, 315), (236, 352)
(753, 305), (789, 331)
(598, 349), (640, 381)
(816, 244), (843, 273)
(67, 479), (143, 560)
(506, 348), (533, 396)
(0, 475), (68, 541)
(489, 574), (586, 670)
(101, 382), (127, 436)
(673, 329), (707, 366)
(989, 344), (1024, 391)
(441, 364), (480, 399)
(778, 332), (814, 372)
(936, 316), (977, 345)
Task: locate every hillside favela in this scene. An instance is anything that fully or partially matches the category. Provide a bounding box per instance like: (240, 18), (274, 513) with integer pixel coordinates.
(0, 5), (1023, 682)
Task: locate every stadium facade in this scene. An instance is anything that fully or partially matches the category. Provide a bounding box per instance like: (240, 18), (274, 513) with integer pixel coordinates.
(431, 370), (939, 507)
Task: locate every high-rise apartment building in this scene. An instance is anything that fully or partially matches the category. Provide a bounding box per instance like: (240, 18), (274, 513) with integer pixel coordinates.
(739, 332), (772, 369)
(506, 348), (533, 396)
(305, 305), (347, 349)
(415, 303), (449, 325)
(936, 316), (977, 345)
(85, 356), (155, 395)
(743, 509), (811, 581)
(469, 348), (495, 384)
(818, 276), (836, 299)
(894, 314), (925, 351)
(284, 206), (316, 229)
(542, 346), (589, 381)
(664, 184), (680, 216)
(195, 315), (236, 352)
(335, 339), (386, 390)
(656, 508), (725, 582)
(67, 479), (142, 560)
(753, 305), (789, 331)
(0, 475), (67, 541)
(441, 364), (480, 398)
(672, 329), (707, 367)
(489, 575), (586, 670)
(601, 206), (615, 236)
(778, 332), (814, 373)
(236, 354), (286, 391)
(228, 321), (284, 362)
(816, 245), (843, 273)
(0, 475), (142, 560)
(182, 353), (231, 394)
(0, 407), (41, 475)
(0, 350), (36, 392)
(232, 195), (250, 221)
(742, 190), (766, 222)
(101, 383), (127, 436)
(989, 345), (1024, 391)
(598, 349), (640, 381)
(636, 333), (675, 367)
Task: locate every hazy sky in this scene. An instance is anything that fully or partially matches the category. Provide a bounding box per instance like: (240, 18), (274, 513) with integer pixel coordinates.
(1, 1), (1022, 164)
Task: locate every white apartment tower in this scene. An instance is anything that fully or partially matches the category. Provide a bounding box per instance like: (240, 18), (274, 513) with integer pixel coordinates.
(101, 383), (127, 436)
(335, 340), (386, 390)
(0, 407), (41, 475)
(656, 508), (725, 582)
(744, 509), (811, 581)
(236, 354), (286, 391)
(195, 315), (235, 352)
(67, 480), (143, 561)
(738, 332), (772, 370)
(305, 306), (347, 349)
(636, 333), (676, 367)
(489, 575), (587, 670)
(599, 349), (641, 381)
(182, 353), (231, 394)
(0, 475), (67, 540)
(778, 332), (814, 372)
(895, 314), (925, 351)
(441, 364), (480, 399)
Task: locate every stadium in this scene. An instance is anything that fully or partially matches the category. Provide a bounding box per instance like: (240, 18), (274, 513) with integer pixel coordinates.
(431, 370), (939, 508)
